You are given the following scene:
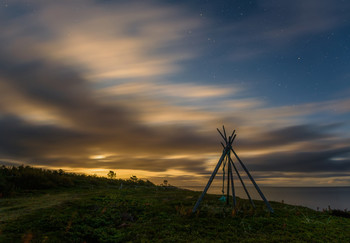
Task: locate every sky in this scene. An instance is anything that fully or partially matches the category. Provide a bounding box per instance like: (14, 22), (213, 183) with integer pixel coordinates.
(1, 0), (350, 187)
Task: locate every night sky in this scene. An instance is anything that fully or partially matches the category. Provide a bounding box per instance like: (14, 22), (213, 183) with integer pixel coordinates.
(1, 0), (350, 186)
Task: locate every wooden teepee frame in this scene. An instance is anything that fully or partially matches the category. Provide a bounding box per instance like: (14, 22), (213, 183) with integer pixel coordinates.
(192, 126), (274, 213)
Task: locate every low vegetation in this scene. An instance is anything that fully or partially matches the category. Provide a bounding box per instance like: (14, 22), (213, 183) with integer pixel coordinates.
(0, 165), (349, 242)
(0, 165), (152, 197)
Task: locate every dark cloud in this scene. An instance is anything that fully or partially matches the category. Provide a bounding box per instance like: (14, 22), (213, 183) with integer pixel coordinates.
(0, 57), (132, 130)
(242, 147), (350, 172)
(235, 171), (350, 181)
(236, 124), (339, 150)
(0, 115), (87, 158)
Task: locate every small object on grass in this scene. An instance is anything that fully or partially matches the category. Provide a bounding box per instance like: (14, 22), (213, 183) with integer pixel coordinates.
(219, 195), (226, 202)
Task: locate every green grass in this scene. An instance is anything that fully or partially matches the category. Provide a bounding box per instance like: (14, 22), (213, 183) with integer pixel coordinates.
(1, 185), (349, 242)
(1, 166), (349, 242)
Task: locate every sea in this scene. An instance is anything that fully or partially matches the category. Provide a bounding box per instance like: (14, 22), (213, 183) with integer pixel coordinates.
(178, 185), (350, 211)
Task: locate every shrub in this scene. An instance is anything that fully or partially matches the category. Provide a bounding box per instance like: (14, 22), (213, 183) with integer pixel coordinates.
(0, 165), (155, 197)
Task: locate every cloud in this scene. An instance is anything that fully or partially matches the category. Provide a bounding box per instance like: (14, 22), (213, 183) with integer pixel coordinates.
(3, 49), (347, 175)
(0, 0), (349, 186)
(0, 52), (218, 172)
(1, 0), (199, 80)
(236, 124), (341, 151)
(243, 147), (350, 172)
(1, 48), (349, 178)
(97, 81), (238, 100)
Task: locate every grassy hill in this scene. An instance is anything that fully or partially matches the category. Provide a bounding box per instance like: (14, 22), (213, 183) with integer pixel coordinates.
(0, 166), (349, 242)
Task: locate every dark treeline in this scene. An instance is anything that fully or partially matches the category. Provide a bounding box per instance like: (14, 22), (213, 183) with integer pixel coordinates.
(0, 165), (154, 197)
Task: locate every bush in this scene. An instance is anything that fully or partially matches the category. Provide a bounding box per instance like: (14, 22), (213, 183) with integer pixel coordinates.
(330, 209), (350, 218)
(0, 165), (155, 197)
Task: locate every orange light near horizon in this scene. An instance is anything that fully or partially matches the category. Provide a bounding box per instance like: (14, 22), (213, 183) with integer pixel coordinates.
(89, 154), (108, 160)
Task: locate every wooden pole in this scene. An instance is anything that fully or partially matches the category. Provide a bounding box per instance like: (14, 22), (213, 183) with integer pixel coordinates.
(229, 156), (255, 208)
(222, 158), (226, 195)
(220, 135), (236, 151)
(222, 125), (227, 142)
(192, 147), (229, 213)
(226, 156), (230, 205)
(228, 156), (237, 207)
(231, 148), (273, 213)
(230, 134), (236, 144)
(220, 142), (225, 148)
(230, 130), (236, 141)
(217, 128), (227, 143)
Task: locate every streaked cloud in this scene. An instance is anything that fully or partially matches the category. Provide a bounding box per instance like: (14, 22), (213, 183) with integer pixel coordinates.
(98, 81), (237, 99)
(0, 0), (349, 186)
(2, 0), (199, 80)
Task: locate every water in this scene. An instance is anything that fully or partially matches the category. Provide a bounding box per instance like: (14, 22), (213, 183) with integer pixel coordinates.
(179, 185), (350, 211)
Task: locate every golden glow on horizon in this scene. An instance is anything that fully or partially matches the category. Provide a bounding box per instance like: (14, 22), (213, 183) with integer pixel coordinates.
(16, 164), (349, 187)
(89, 155), (107, 160)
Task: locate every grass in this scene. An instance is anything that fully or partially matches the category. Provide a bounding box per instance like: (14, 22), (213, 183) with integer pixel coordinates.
(0, 166), (349, 242)
(1, 185), (349, 242)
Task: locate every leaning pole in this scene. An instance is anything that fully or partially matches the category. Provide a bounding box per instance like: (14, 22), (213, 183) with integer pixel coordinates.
(192, 127), (273, 213)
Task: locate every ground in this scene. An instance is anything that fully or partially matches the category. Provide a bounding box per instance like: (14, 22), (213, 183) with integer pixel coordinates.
(1, 185), (349, 242)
